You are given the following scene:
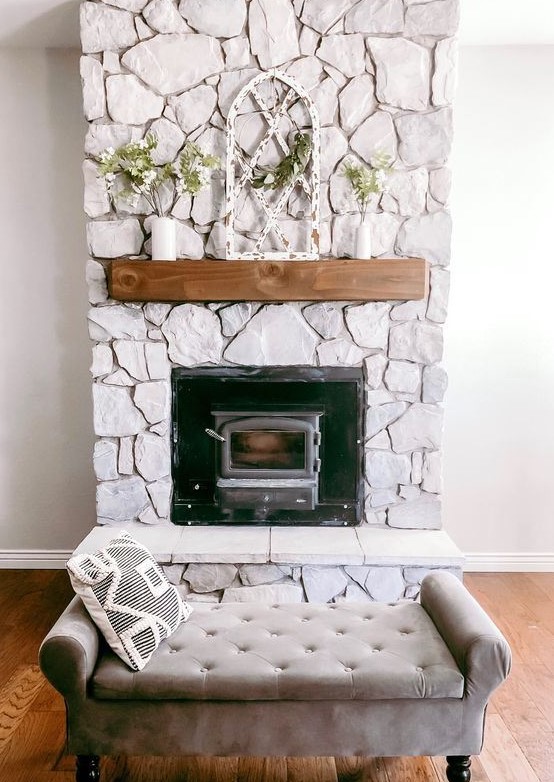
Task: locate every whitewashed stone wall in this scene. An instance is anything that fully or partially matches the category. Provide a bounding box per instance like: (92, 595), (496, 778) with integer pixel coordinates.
(82, 0), (458, 532)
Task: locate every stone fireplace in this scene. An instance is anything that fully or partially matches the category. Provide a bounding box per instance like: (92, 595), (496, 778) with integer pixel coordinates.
(80, 0), (463, 601)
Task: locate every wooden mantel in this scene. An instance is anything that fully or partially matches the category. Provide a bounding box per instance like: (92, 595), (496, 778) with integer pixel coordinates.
(107, 257), (428, 303)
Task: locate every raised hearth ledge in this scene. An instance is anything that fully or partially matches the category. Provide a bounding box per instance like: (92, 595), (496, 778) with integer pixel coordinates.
(73, 524), (464, 569)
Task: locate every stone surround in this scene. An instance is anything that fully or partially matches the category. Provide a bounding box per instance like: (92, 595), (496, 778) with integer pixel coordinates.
(74, 524), (464, 603)
(82, 0), (459, 537)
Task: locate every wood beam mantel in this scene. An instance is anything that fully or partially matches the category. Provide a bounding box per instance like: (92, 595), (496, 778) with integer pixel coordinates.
(107, 258), (428, 303)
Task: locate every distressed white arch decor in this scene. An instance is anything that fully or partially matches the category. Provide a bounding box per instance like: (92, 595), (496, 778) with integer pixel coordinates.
(225, 69), (320, 260)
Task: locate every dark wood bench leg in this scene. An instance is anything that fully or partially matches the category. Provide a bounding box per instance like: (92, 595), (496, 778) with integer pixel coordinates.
(446, 755), (471, 781)
(76, 755), (100, 782)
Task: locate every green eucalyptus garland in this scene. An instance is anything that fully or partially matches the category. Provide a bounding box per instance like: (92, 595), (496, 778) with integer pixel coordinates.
(251, 132), (312, 191)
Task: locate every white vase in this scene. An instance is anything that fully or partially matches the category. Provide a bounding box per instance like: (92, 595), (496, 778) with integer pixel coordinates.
(355, 222), (372, 259)
(151, 216), (176, 260)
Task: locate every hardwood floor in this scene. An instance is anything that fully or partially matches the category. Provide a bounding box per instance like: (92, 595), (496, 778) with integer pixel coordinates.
(0, 570), (552, 782)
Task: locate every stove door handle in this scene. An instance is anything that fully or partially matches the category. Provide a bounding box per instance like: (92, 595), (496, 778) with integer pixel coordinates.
(205, 427), (226, 442)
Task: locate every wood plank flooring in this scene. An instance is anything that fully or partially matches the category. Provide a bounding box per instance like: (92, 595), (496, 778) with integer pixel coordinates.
(0, 570), (552, 782)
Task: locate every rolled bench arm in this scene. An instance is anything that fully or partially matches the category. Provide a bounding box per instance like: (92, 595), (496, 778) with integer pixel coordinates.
(420, 571), (511, 701)
(39, 596), (100, 701)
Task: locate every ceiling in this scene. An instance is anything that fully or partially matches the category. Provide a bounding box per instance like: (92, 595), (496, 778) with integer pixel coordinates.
(0, 0), (552, 48)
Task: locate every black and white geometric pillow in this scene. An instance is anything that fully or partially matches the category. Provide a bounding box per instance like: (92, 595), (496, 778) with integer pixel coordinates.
(67, 531), (192, 671)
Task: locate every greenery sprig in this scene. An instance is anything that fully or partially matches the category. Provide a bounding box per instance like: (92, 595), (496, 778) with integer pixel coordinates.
(251, 132), (312, 191)
(97, 134), (220, 217)
(343, 151), (393, 222)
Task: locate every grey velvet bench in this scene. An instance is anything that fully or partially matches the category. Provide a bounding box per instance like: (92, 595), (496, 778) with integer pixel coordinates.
(39, 571), (510, 782)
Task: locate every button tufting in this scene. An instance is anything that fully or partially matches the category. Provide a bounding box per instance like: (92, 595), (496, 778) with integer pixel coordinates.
(336, 631), (343, 636)
(169, 649), (177, 654)
(416, 666), (423, 672)
(305, 649), (313, 654)
(200, 667), (208, 673)
(274, 667), (282, 672)
(344, 667), (353, 672)
(271, 633), (278, 638)
(238, 650), (245, 654)
(241, 619), (249, 623)
(301, 618), (309, 623)
(372, 648), (380, 653)
(206, 633), (214, 638)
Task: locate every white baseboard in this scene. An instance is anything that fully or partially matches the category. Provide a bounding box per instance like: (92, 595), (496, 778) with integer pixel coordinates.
(0, 550), (72, 569)
(1, 549), (554, 572)
(464, 553), (554, 572)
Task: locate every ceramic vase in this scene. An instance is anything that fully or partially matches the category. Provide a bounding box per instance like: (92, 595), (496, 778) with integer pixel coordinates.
(151, 216), (176, 260)
(355, 221), (372, 259)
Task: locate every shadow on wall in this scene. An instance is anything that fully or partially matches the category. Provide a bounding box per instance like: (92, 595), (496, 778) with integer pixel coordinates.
(0, 48), (95, 550)
(0, 1), (80, 48)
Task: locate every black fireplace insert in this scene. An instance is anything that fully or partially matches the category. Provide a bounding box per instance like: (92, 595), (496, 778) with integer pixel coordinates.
(171, 367), (364, 525)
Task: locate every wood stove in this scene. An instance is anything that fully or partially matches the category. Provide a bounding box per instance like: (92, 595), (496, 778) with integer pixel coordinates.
(171, 367), (363, 525)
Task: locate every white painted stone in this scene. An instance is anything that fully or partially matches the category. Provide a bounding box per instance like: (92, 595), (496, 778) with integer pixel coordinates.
(397, 211), (452, 266)
(195, 125), (226, 164)
(150, 421), (168, 436)
(249, 0), (299, 69)
(222, 584), (304, 602)
(338, 74), (376, 135)
(222, 36), (251, 68)
(104, 0), (148, 10)
(147, 118), (185, 165)
(395, 108), (453, 167)
(390, 300), (426, 321)
(365, 212), (400, 257)
(163, 564), (185, 584)
(389, 403), (443, 454)
(429, 167), (451, 205)
(345, 0), (403, 33)
(224, 304), (318, 366)
(317, 339), (367, 366)
(91, 344), (113, 378)
(135, 432), (170, 481)
(103, 51), (120, 74)
(174, 222), (205, 259)
(80, 56), (105, 121)
(168, 85), (217, 135)
(399, 485), (421, 501)
(185, 563), (238, 592)
(384, 361), (420, 394)
(365, 567), (405, 601)
(302, 566), (348, 603)
(106, 75), (163, 124)
(93, 439), (118, 481)
(301, 0), (355, 34)
(180, 0), (246, 37)
(205, 221), (226, 259)
(239, 564), (285, 586)
(365, 402), (407, 439)
(427, 266), (450, 323)
(411, 451), (423, 484)
(365, 450), (411, 489)
(299, 25), (319, 56)
(118, 436), (134, 475)
(80, 2), (137, 53)
(135, 16), (154, 39)
(162, 304), (223, 366)
(86, 218), (143, 259)
(134, 380), (170, 424)
(83, 161), (110, 219)
(312, 77), (338, 126)
(217, 68), (260, 117)
(175, 526), (270, 564)
(370, 488), (398, 507)
(344, 565), (370, 589)
(143, 0), (189, 33)
(422, 365), (448, 403)
(145, 342), (170, 380)
(103, 369), (136, 386)
(96, 475), (149, 522)
(386, 168), (428, 217)
(329, 159), (379, 215)
(191, 177), (225, 225)
(93, 385), (147, 436)
(85, 124), (143, 157)
(147, 476), (172, 518)
(320, 126), (348, 180)
(350, 111), (397, 165)
(88, 305), (146, 342)
(122, 34), (224, 95)
(86, 260), (108, 305)
(171, 194), (192, 220)
(346, 303), (390, 349)
(147, 328), (163, 340)
(389, 321), (443, 364)
(364, 353), (387, 389)
(286, 56), (323, 92)
(271, 527), (363, 565)
(113, 340), (148, 381)
(422, 451), (442, 493)
(433, 38), (458, 107)
(405, 0), (460, 36)
(323, 63), (348, 88)
(367, 38), (430, 111)
(144, 301), (171, 326)
(387, 496), (441, 530)
(340, 583), (372, 602)
(317, 34), (365, 78)
(303, 303), (343, 339)
(403, 566), (432, 586)
(219, 303), (260, 337)
(366, 390), (394, 406)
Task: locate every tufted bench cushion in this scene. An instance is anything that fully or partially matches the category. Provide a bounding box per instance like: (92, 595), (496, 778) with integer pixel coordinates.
(91, 601), (464, 702)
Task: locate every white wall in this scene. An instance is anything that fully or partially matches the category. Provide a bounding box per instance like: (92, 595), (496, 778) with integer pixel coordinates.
(0, 48), (96, 555)
(444, 45), (554, 563)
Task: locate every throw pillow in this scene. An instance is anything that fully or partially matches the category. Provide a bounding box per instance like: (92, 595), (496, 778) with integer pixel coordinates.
(67, 531), (192, 671)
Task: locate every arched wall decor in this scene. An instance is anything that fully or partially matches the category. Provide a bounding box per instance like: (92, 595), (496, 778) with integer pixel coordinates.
(225, 69), (320, 260)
